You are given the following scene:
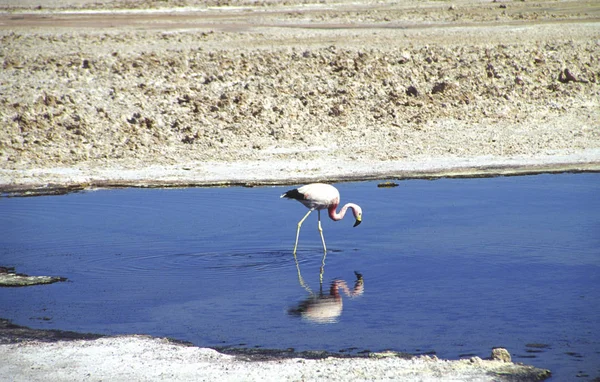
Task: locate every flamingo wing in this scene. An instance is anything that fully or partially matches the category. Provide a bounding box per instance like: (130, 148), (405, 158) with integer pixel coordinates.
(281, 183), (340, 210)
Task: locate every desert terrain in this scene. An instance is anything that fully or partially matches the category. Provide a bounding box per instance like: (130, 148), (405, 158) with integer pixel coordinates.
(1, 0), (599, 195)
(0, 0), (598, 379)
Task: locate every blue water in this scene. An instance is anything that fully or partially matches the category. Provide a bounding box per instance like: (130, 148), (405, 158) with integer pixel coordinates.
(1, 173), (599, 380)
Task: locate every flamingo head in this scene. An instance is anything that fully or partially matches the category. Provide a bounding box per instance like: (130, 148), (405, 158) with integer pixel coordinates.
(352, 205), (362, 227)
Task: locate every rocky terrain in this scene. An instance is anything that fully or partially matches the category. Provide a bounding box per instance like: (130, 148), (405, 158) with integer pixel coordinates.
(1, 0), (599, 192)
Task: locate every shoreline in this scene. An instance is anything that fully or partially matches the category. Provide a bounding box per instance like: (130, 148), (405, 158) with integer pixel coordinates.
(2, 149), (600, 196)
(0, 319), (551, 382)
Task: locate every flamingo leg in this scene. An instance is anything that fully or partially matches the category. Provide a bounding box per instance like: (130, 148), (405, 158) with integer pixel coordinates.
(317, 210), (327, 254)
(293, 209), (313, 256)
(293, 209), (315, 293)
(318, 210), (328, 287)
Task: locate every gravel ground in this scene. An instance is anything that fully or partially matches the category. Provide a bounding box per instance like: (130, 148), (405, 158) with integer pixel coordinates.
(0, 0), (598, 379)
(1, 0), (599, 193)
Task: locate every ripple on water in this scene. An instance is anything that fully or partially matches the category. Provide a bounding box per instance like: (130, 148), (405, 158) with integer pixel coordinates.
(78, 247), (301, 282)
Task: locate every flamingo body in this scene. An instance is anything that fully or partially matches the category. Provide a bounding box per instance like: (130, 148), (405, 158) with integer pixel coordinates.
(281, 183), (363, 268)
(282, 183), (340, 211)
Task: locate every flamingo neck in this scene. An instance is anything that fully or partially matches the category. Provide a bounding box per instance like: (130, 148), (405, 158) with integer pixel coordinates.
(328, 203), (358, 221)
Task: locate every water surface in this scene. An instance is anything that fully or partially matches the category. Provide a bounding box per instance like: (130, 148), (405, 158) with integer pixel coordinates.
(1, 173), (599, 380)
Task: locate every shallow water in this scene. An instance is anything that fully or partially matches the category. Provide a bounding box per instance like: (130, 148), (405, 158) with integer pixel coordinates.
(1, 173), (599, 380)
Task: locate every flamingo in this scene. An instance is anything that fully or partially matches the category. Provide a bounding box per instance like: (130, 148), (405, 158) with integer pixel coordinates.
(280, 183), (362, 259)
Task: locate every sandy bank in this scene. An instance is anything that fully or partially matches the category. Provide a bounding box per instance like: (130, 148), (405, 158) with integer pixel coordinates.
(2, 149), (600, 196)
(0, 320), (551, 382)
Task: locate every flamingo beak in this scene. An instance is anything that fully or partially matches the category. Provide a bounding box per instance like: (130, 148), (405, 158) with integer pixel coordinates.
(353, 217), (362, 227)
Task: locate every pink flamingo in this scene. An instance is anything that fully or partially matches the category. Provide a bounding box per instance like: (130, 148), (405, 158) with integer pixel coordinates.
(281, 183), (363, 258)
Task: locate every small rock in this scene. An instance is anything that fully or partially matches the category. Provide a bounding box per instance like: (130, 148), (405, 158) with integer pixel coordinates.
(397, 52), (411, 64)
(558, 68), (581, 83)
(0, 267), (67, 287)
(491, 347), (511, 362)
(486, 63), (500, 79)
(329, 104), (344, 117)
(405, 85), (419, 97)
(431, 82), (449, 95)
(515, 75), (524, 85)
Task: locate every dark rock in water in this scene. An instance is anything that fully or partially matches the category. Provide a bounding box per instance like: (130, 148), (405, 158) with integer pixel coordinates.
(377, 182), (399, 188)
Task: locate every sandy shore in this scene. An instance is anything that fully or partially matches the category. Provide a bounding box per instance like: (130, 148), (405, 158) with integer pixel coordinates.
(0, 319), (551, 382)
(0, 337), (552, 382)
(1, 0), (598, 379)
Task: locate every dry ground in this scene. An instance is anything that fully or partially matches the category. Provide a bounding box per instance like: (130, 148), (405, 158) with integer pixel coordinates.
(1, 0), (599, 192)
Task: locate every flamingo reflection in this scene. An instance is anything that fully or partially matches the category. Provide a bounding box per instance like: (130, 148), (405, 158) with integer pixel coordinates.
(288, 271), (364, 324)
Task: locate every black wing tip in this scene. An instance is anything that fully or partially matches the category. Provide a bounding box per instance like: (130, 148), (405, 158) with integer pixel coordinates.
(281, 188), (304, 200)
